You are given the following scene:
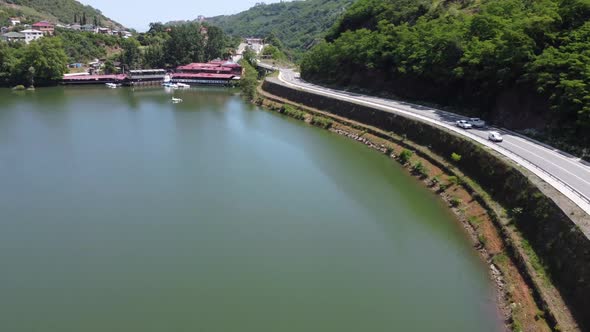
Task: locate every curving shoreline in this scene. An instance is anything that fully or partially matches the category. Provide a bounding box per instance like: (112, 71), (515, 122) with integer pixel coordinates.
(254, 84), (582, 332)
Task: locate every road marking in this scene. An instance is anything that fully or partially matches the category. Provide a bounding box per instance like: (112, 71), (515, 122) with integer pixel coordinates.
(503, 133), (590, 174)
(502, 140), (590, 187)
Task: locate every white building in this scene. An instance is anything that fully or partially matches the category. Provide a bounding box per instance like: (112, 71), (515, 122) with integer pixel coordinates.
(20, 29), (43, 44)
(9, 18), (21, 26)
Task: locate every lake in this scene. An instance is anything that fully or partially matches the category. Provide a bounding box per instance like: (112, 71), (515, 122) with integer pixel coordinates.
(0, 86), (501, 331)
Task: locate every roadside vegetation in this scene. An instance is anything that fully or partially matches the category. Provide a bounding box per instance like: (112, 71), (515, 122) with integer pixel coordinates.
(300, 0), (590, 156)
(239, 51), (259, 100)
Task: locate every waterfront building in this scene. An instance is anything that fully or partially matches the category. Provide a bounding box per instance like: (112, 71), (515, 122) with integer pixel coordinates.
(32, 21), (55, 35)
(128, 69), (166, 83)
(62, 74), (127, 85)
(173, 60), (242, 85)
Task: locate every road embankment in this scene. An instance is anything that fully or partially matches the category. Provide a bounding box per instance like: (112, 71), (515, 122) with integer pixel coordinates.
(261, 78), (590, 332)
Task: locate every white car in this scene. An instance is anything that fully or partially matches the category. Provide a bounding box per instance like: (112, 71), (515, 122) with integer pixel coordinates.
(469, 117), (486, 128)
(488, 131), (503, 142)
(456, 120), (473, 129)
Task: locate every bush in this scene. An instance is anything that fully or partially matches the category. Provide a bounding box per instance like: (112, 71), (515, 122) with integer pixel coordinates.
(311, 116), (333, 129)
(412, 161), (429, 178)
(281, 105), (306, 120)
(450, 196), (462, 207)
(398, 149), (413, 164)
(451, 152), (462, 163)
(447, 175), (463, 186)
(430, 176), (441, 187)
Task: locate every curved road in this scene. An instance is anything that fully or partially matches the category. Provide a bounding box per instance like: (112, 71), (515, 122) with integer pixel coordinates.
(259, 63), (590, 221)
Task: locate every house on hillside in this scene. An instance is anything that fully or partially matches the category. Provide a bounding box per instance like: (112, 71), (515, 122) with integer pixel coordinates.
(98, 27), (111, 35)
(32, 21), (54, 35)
(70, 24), (81, 31)
(20, 29), (43, 44)
(2, 31), (25, 43)
(81, 24), (97, 33)
(9, 17), (21, 26)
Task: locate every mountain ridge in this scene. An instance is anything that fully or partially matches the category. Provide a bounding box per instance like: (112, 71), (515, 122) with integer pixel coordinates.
(0, 0), (124, 29)
(171, 0), (355, 58)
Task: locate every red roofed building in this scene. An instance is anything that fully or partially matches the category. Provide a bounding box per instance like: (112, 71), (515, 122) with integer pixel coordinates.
(32, 21), (54, 35)
(177, 60), (242, 76)
(174, 60), (242, 85)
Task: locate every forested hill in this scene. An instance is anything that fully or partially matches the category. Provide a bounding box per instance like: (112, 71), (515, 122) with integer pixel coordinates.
(301, 0), (590, 153)
(0, 0), (124, 28)
(205, 0), (355, 58)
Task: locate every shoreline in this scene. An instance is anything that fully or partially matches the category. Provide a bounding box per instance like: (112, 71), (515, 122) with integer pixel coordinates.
(254, 86), (579, 332)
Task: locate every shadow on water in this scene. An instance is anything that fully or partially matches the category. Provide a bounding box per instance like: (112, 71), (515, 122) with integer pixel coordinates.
(250, 109), (468, 242)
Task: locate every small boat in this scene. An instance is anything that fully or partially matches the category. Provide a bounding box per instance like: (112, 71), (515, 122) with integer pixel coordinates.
(162, 82), (178, 88)
(172, 97), (183, 103)
(176, 83), (190, 88)
(105, 83), (120, 88)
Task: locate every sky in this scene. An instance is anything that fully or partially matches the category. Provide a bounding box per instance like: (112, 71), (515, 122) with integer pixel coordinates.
(80, 0), (282, 31)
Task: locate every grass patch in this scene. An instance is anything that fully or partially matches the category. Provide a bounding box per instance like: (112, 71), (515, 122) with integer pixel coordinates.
(281, 104), (306, 120)
(450, 196), (463, 207)
(468, 215), (482, 228)
(311, 116), (333, 129)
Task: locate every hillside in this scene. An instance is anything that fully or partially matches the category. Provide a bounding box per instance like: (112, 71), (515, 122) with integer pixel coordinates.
(205, 0), (355, 58)
(301, 0), (590, 156)
(0, 0), (123, 28)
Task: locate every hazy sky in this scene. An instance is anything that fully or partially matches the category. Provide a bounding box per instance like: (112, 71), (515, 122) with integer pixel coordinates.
(80, 0), (282, 31)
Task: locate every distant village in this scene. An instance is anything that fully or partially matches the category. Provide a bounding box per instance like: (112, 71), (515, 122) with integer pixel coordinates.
(1, 17), (133, 45)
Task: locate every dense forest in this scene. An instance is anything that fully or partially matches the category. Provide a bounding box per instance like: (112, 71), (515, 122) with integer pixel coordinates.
(301, 0), (590, 153)
(205, 0), (355, 59)
(0, 0), (123, 28)
(137, 22), (236, 69)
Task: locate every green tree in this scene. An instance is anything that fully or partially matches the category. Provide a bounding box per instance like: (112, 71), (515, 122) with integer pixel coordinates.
(143, 43), (166, 68)
(120, 38), (142, 70)
(0, 43), (16, 85)
(164, 23), (204, 66)
(16, 38), (68, 85)
(239, 58), (258, 99)
(204, 25), (225, 60)
(103, 59), (117, 74)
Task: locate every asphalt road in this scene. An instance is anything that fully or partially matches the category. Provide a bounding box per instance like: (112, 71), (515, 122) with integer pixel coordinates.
(261, 64), (590, 218)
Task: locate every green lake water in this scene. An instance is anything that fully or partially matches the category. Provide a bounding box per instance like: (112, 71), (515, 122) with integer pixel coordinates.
(0, 86), (501, 331)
